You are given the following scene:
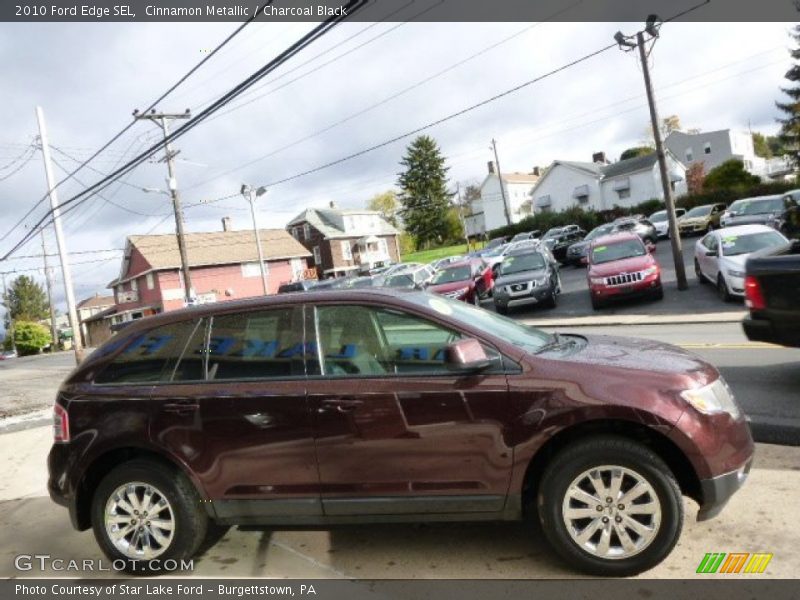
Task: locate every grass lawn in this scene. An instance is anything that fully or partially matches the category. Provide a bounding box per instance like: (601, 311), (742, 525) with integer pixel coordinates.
(401, 243), (473, 264)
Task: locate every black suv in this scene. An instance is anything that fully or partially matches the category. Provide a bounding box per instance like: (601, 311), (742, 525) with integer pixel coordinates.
(542, 225), (586, 263)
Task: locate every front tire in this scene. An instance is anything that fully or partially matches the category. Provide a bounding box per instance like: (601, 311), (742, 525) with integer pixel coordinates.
(694, 259), (706, 284)
(717, 274), (732, 302)
(91, 459), (208, 575)
(537, 436), (683, 577)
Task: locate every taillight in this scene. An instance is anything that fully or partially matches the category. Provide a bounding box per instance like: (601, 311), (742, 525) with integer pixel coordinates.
(53, 403), (70, 443)
(744, 275), (766, 310)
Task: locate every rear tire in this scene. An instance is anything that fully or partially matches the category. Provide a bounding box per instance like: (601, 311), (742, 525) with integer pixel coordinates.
(694, 259), (706, 284)
(537, 436), (683, 577)
(91, 459), (208, 575)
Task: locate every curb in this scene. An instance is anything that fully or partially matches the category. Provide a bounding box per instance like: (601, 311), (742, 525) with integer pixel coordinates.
(521, 311), (747, 328)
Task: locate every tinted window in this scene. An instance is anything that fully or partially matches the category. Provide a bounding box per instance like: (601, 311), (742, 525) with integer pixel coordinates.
(500, 252), (546, 275)
(431, 265), (472, 284)
(685, 205), (713, 217)
(95, 319), (205, 384)
(315, 305), (464, 377)
(207, 308), (303, 380)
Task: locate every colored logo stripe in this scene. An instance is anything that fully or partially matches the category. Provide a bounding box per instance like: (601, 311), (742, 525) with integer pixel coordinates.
(697, 552), (772, 574)
(744, 553), (773, 574)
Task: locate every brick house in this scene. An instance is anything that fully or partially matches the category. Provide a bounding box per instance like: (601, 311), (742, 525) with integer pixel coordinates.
(286, 203), (400, 278)
(105, 220), (310, 327)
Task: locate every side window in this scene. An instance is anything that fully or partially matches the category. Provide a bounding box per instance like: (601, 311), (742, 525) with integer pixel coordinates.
(95, 319), (205, 384)
(207, 308), (304, 381)
(315, 305), (475, 377)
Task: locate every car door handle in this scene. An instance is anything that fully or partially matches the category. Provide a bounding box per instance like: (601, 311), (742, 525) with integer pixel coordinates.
(319, 398), (363, 413)
(162, 401), (199, 415)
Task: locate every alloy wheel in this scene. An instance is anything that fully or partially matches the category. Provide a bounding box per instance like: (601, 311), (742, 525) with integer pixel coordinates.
(561, 465), (661, 560)
(104, 482), (175, 560)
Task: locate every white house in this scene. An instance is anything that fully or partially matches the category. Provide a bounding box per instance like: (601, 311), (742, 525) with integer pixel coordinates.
(475, 162), (541, 232)
(664, 129), (792, 180)
(531, 152), (687, 214)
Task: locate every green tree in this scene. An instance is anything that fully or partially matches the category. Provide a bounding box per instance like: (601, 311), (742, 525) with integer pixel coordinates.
(777, 24), (800, 168)
(620, 146), (654, 161)
(367, 190), (399, 227)
(13, 321), (51, 356)
(2, 275), (49, 322)
(397, 135), (452, 248)
(752, 132), (773, 158)
(704, 159), (761, 191)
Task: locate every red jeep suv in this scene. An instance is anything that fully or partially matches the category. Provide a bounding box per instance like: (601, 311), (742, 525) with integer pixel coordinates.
(587, 232), (663, 310)
(48, 289), (752, 576)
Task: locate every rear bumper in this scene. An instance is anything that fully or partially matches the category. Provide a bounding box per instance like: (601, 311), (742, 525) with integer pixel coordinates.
(743, 314), (800, 348)
(697, 457), (753, 521)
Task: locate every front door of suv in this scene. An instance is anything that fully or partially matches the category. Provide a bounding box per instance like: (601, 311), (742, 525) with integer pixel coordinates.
(306, 303), (513, 517)
(149, 306), (320, 521)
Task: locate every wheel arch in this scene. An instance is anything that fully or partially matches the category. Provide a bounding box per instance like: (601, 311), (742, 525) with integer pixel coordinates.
(73, 446), (210, 531)
(520, 419), (701, 518)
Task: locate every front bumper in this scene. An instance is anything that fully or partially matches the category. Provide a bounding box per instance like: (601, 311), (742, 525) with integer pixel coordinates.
(697, 457), (753, 521)
(679, 223), (708, 235)
(494, 283), (553, 309)
(590, 277), (661, 300)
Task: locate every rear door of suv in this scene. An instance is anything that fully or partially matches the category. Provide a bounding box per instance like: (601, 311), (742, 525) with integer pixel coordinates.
(147, 306), (320, 522)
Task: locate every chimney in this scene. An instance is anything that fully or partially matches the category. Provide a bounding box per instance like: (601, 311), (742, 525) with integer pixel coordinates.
(487, 161), (495, 174)
(329, 200), (337, 209)
(221, 216), (232, 232)
(592, 151), (608, 164)
(532, 166), (540, 177)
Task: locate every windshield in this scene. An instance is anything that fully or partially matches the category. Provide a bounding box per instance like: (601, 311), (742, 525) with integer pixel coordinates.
(482, 244), (507, 257)
(685, 205), (713, 218)
(408, 293), (551, 353)
(591, 239), (646, 264)
(543, 228), (562, 239)
(720, 231), (787, 256)
(500, 252), (546, 275)
(736, 197), (784, 215)
(585, 224), (615, 240)
(384, 274), (416, 288)
(485, 238), (505, 249)
(649, 211), (667, 222)
(431, 265), (472, 284)
(511, 233), (527, 241)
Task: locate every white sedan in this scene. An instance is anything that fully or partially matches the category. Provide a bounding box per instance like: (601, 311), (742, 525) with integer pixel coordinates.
(693, 224), (789, 301)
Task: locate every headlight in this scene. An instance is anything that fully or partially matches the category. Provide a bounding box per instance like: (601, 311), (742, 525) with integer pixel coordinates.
(681, 378), (741, 419)
(727, 269), (745, 278)
(590, 277), (604, 285)
(533, 277), (547, 286)
(642, 266), (659, 277)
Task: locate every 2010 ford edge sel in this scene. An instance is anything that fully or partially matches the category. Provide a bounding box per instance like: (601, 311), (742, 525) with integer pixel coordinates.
(48, 289), (753, 576)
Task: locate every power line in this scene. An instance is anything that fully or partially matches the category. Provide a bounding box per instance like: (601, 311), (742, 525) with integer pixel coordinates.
(1, 0), (369, 262)
(0, 1), (274, 245)
(0, 144), (37, 181)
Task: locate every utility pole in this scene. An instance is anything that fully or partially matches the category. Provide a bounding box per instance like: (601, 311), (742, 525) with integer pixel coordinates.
(491, 138), (512, 227)
(240, 185), (269, 295)
(41, 230), (59, 350)
(134, 109), (194, 304)
(1, 272), (16, 355)
(35, 106), (84, 363)
(615, 20), (687, 290)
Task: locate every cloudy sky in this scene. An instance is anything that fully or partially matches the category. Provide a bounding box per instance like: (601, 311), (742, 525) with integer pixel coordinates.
(0, 15), (794, 319)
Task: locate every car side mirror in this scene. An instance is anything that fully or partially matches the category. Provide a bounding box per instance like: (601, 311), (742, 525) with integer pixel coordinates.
(445, 338), (493, 372)
(705, 249), (717, 257)
(646, 243), (656, 253)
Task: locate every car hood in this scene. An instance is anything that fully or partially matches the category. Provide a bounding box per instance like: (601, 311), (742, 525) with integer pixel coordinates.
(496, 269), (549, 286)
(588, 255), (654, 277)
(718, 254), (748, 270)
(427, 280), (473, 294)
(567, 240), (590, 254)
(554, 334), (718, 382)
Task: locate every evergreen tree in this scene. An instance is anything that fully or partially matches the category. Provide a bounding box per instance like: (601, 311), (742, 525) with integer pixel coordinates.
(777, 24), (800, 168)
(397, 136), (452, 248)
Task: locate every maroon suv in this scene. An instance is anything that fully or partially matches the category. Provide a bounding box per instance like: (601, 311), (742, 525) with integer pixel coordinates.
(48, 289), (753, 576)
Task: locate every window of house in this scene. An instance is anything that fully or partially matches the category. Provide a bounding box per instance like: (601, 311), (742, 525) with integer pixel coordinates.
(303, 224), (310, 240)
(341, 240), (353, 260)
(313, 246), (321, 265)
(206, 308), (303, 381)
(378, 238), (389, 256)
(130, 278), (138, 292)
(146, 272), (154, 290)
(704, 142), (711, 154)
(94, 319), (206, 384)
(618, 189), (631, 199)
(685, 148), (694, 162)
(241, 262), (262, 278)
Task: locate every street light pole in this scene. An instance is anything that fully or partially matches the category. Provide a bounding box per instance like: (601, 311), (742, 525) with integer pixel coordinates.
(241, 185), (269, 295)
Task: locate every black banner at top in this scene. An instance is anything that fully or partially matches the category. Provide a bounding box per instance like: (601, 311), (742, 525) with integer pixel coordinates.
(2, 0), (800, 23)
